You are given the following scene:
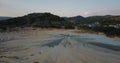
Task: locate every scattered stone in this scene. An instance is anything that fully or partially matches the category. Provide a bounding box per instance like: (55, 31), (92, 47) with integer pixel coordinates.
(0, 61), (9, 63)
(0, 56), (20, 59)
(30, 54), (34, 56)
(34, 61), (39, 63)
(39, 52), (41, 54)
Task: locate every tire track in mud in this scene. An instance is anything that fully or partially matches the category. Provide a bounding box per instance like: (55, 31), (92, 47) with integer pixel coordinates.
(41, 38), (64, 47)
(1, 33), (120, 63)
(40, 34), (76, 48)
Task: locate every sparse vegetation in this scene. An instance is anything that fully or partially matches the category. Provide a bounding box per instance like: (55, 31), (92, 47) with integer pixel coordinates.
(0, 13), (120, 37)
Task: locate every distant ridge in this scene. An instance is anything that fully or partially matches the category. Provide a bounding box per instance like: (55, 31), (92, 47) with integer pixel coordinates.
(0, 16), (12, 21)
(64, 15), (85, 22)
(0, 13), (120, 37)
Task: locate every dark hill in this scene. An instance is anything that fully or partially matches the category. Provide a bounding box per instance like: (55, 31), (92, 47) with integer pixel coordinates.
(0, 16), (12, 21)
(85, 15), (120, 24)
(65, 16), (85, 22)
(0, 13), (74, 29)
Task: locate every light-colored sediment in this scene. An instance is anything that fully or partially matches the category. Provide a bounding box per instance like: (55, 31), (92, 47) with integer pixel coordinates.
(0, 29), (120, 63)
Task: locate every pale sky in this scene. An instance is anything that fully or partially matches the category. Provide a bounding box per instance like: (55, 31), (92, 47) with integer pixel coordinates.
(0, 0), (120, 17)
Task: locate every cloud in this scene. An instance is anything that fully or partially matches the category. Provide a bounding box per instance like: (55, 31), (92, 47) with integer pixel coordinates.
(83, 8), (120, 17)
(84, 12), (89, 15)
(82, 11), (90, 17)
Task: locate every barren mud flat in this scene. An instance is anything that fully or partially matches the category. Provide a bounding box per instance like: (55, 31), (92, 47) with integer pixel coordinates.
(0, 30), (120, 63)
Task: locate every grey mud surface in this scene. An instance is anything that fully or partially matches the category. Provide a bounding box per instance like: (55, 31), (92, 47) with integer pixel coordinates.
(0, 30), (120, 63)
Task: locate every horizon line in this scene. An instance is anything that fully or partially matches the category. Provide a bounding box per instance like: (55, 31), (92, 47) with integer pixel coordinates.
(0, 12), (120, 18)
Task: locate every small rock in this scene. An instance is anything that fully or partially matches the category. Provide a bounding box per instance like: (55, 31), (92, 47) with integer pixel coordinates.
(34, 61), (39, 63)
